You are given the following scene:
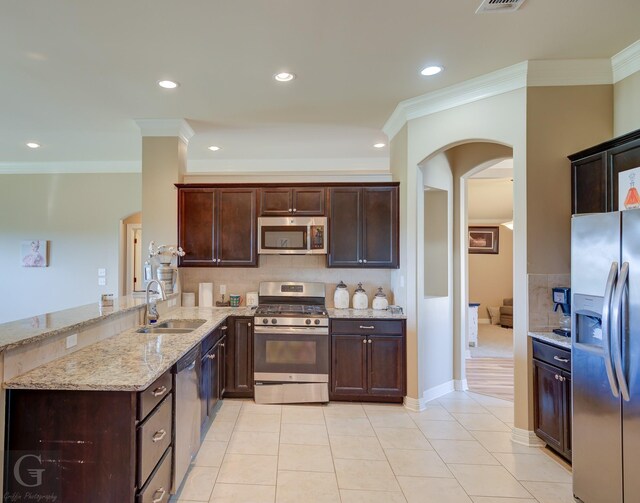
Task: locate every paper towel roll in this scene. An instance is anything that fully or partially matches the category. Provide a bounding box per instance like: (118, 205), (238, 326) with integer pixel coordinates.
(182, 292), (196, 307)
(199, 283), (213, 307)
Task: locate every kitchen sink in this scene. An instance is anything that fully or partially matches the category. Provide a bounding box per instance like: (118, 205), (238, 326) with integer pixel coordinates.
(136, 319), (206, 334)
(136, 327), (194, 334)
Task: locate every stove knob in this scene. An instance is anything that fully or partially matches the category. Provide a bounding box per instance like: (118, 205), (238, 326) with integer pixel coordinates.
(305, 319), (311, 325)
(271, 318), (277, 325)
(262, 318), (269, 325)
(314, 319), (321, 325)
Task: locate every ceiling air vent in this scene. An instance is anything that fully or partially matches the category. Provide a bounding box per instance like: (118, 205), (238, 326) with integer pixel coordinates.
(476, 0), (527, 13)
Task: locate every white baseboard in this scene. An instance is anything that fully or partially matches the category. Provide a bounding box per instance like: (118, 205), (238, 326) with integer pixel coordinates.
(403, 396), (425, 412)
(511, 427), (546, 447)
(454, 379), (469, 391)
(404, 380), (456, 412)
(478, 318), (490, 325)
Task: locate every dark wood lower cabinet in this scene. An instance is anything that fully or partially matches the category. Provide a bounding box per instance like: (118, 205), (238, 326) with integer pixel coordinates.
(330, 319), (406, 403)
(224, 317), (254, 398)
(201, 329), (227, 429)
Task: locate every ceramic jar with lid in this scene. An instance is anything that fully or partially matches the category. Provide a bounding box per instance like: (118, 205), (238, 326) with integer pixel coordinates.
(333, 281), (350, 309)
(352, 283), (369, 310)
(372, 287), (389, 310)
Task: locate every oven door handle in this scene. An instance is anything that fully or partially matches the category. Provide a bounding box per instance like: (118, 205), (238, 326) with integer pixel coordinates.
(254, 326), (328, 336)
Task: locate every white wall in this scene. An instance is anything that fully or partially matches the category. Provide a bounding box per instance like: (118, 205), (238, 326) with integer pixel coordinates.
(0, 173), (141, 323)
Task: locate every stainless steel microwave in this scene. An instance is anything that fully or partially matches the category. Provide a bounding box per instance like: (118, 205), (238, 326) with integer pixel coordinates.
(258, 216), (327, 255)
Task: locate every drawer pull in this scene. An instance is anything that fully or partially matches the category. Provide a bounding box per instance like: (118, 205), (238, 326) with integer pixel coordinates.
(553, 356), (569, 363)
(152, 429), (167, 443)
(208, 354), (216, 360)
(220, 326), (228, 331)
(152, 488), (166, 503)
(359, 325), (375, 329)
(151, 385), (167, 397)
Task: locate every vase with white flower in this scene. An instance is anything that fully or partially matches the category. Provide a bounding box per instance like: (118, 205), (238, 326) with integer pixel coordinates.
(148, 241), (186, 294)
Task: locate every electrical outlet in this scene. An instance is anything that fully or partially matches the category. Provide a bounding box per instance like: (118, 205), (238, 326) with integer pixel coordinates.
(97, 268), (106, 277)
(98, 277), (106, 286)
(66, 333), (78, 349)
(220, 284), (227, 295)
(169, 298), (176, 307)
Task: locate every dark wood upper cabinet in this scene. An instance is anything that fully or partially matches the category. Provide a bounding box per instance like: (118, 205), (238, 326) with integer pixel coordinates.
(260, 187), (325, 216)
(178, 187), (257, 267)
(569, 128), (640, 214)
(328, 186), (399, 268)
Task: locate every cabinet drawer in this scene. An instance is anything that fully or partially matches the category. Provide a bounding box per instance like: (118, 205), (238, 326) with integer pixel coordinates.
(137, 447), (171, 503)
(137, 394), (172, 488)
(138, 370), (172, 421)
(331, 319), (404, 335)
(532, 339), (571, 372)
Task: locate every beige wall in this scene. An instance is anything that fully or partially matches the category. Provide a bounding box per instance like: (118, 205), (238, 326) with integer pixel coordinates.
(0, 173), (141, 323)
(614, 70), (640, 136)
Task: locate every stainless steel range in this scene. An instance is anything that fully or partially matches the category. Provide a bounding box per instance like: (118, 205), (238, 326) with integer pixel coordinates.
(253, 281), (329, 404)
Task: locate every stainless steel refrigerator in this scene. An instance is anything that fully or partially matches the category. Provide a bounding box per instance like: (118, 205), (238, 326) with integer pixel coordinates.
(571, 209), (640, 503)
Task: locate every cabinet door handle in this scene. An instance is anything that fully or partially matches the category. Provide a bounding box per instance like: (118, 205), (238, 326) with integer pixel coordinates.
(152, 488), (166, 503)
(151, 385), (167, 397)
(248, 323), (252, 327)
(208, 353), (216, 360)
(363, 259), (367, 264)
(367, 339), (372, 344)
(358, 259), (363, 263)
(220, 343), (225, 348)
(554, 374), (559, 380)
(152, 429), (167, 443)
(553, 356), (569, 363)
(293, 208), (297, 212)
(362, 338), (367, 344)
(288, 208), (293, 212)
(359, 325), (375, 329)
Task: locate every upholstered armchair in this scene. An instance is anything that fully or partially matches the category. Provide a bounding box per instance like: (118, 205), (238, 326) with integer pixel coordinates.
(500, 298), (513, 328)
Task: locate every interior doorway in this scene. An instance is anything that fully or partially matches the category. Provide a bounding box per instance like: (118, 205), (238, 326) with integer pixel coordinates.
(119, 212), (143, 296)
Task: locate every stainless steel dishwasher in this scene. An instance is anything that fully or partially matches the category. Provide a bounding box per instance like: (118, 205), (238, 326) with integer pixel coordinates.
(172, 345), (201, 492)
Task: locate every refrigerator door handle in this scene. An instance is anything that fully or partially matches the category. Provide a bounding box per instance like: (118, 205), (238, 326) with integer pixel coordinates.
(611, 261), (631, 402)
(602, 261), (620, 398)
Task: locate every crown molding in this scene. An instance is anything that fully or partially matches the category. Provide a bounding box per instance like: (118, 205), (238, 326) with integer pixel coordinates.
(383, 62), (528, 140)
(134, 119), (195, 144)
(0, 161), (140, 175)
(612, 39), (640, 83)
(527, 59), (612, 86)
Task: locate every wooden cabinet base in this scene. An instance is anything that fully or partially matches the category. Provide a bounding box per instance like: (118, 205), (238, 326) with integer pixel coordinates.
(329, 393), (404, 403)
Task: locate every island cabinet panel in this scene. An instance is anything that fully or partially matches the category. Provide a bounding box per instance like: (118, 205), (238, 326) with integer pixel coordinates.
(224, 317), (254, 398)
(178, 187), (257, 267)
(330, 319), (406, 402)
(5, 371), (174, 502)
(260, 187), (325, 216)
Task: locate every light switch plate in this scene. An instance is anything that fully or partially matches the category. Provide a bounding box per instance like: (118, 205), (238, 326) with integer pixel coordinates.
(98, 268), (106, 277)
(98, 277), (106, 286)
(66, 333), (78, 349)
(220, 284), (227, 295)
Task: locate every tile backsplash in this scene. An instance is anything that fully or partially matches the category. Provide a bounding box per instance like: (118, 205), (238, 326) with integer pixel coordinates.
(528, 273), (571, 332)
(179, 255), (394, 308)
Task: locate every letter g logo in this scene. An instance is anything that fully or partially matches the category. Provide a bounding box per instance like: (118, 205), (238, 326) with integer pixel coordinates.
(14, 454), (44, 487)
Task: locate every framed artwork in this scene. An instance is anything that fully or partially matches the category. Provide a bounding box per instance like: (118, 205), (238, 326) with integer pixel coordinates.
(468, 226), (499, 255)
(21, 240), (48, 267)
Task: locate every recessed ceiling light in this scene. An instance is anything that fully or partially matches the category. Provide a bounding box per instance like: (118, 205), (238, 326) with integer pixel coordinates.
(274, 72), (295, 82)
(158, 80), (179, 89)
(208, 146), (221, 151)
(373, 143), (386, 149)
(26, 142), (40, 149)
(420, 65), (443, 76)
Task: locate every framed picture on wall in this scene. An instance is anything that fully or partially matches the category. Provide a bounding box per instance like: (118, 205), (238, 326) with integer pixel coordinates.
(21, 239), (48, 267)
(468, 226), (499, 255)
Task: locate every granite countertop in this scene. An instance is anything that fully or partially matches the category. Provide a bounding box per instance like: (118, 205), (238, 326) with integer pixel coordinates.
(529, 331), (571, 350)
(0, 293), (179, 352)
(5, 306), (255, 392)
(327, 308), (406, 319)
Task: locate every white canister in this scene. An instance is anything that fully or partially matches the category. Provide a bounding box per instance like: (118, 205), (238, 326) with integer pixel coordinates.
(246, 291), (259, 307)
(333, 281), (350, 309)
(352, 283), (369, 310)
(372, 287), (389, 310)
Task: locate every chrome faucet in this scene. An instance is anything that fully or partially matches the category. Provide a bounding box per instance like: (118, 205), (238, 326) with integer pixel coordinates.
(145, 279), (167, 325)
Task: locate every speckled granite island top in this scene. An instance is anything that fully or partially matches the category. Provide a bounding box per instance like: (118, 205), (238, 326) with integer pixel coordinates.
(4, 306), (255, 392)
(327, 308), (406, 319)
(529, 331), (571, 350)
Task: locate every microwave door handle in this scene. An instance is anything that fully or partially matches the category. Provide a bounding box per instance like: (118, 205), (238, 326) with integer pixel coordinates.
(612, 262), (630, 402)
(602, 262), (620, 398)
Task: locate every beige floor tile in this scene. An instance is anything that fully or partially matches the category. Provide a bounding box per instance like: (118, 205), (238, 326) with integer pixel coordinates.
(322, 402), (367, 418)
(385, 448), (453, 478)
(449, 464), (532, 498)
(234, 413), (281, 433)
(418, 420), (474, 440)
(470, 498), (534, 503)
(430, 439), (500, 465)
(471, 431), (544, 454)
(440, 400), (489, 414)
(366, 412), (417, 429)
(465, 392), (514, 408)
(209, 483), (276, 503)
(278, 444), (335, 472)
(194, 440), (228, 467)
(280, 422), (329, 445)
(362, 403), (406, 414)
(408, 405), (456, 421)
(205, 421), (236, 442)
(178, 466), (219, 501)
(484, 406), (514, 423)
(397, 476), (472, 503)
(340, 489), (407, 503)
(493, 453), (572, 483)
(227, 431), (279, 455)
(325, 416), (375, 436)
(334, 458), (400, 491)
(374, 426), (433, 450)
(521, 481), (574, 503)
(329, 435), (386, 460)
(276, 470), (340, 503)
(452, 413), (511, 432)
(242, 402), (282, 415)
(439, 391), (477, 402)
(281, 405), (326, 424)
(217, 454), (278, 485)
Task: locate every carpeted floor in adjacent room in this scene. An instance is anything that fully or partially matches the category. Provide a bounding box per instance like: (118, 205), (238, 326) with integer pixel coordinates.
(466, 324), (514, 402)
